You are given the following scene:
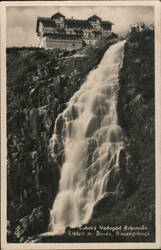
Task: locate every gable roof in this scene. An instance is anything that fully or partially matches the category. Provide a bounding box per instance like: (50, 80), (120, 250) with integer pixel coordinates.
(51, 12), (65, 19)
(43, 20), (57, 28)
(65, 19), (92, 29)
(101, 20), (113, 29)
(88, 15), (102, 22)
(36, 17), (56, 33)
(36, 14), (113, 33)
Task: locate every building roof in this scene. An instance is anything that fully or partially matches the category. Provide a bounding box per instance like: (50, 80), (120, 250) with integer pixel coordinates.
(92, 30), (102, 35)
(51, 12), (65, 19)
(36, 17), (56, 32)
(65, 19), (92, 29)
(101, 20), (113, 29)
(36, 14), (113, 33)
(42, 20), (57, 28)
(88, 15), (102, 22)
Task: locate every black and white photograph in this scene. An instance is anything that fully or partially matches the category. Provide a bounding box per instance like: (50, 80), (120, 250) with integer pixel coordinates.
(1, 0), (161, 249)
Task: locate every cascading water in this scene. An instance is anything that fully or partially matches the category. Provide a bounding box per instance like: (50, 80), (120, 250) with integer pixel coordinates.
(49, 40), (126, 235)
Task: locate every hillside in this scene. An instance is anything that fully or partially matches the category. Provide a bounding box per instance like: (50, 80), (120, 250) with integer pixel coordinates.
(90, 28), (155, 241)
(7, 37), (118, 242)
(6, 29), (155, 243)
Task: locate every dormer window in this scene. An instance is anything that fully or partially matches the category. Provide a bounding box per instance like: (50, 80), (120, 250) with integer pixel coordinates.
(51, 12), (65, 21)
(88, 15), (102, 23)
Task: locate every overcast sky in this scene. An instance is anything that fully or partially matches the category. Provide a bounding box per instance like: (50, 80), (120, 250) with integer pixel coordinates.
(7, 6), (154, 47)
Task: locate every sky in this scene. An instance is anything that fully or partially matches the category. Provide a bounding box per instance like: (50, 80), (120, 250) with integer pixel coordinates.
(7, 6), (154, 47)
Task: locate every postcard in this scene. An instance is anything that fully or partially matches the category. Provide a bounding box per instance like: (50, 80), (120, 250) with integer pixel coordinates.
(1, 0), (161, 249)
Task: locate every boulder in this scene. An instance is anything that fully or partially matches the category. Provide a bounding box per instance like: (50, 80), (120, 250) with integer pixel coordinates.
(54, 115), (65, 136)
(85, 115), (100, 137)
(14, 216), (29, 239)
(129, 94), (143, 108)
(14, 206), (50, 240)
(119, 148), (127, 170)
(91, 193), (117, 218)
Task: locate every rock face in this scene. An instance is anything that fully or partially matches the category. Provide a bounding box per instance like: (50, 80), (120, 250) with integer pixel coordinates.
(7, 29), (155, 242)
(14, 206), (49, 243)
(89, 29), (155, 242)
(7, 38), (118, 242)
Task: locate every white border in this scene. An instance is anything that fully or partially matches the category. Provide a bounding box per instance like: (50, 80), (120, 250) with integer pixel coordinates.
(1, 1), (7, 249)
(1, 1), (161, 249)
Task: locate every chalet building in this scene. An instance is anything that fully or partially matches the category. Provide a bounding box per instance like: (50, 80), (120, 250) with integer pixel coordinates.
(36, 12), (114, 50)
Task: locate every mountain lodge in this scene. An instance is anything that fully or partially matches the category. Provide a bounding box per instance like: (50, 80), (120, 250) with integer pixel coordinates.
(36, 12), (114, 50)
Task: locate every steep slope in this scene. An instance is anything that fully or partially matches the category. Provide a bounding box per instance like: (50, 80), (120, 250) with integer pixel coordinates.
(88, 29), (155, 242)
(7, 38), (118, 242)
(32, 29), (154, 243)
(7, 29), (155, 243)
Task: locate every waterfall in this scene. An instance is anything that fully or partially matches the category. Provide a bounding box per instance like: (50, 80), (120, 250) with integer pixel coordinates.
(49, 40), (126, 235)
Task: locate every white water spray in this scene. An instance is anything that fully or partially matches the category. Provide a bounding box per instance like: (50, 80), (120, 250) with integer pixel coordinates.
(49, 41), (126, 235)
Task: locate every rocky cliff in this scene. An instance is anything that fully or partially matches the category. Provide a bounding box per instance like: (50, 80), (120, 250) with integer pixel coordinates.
(89, 28), (155, 242)
(7, 29), (155, 243)
(7, 37), (118, 242)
